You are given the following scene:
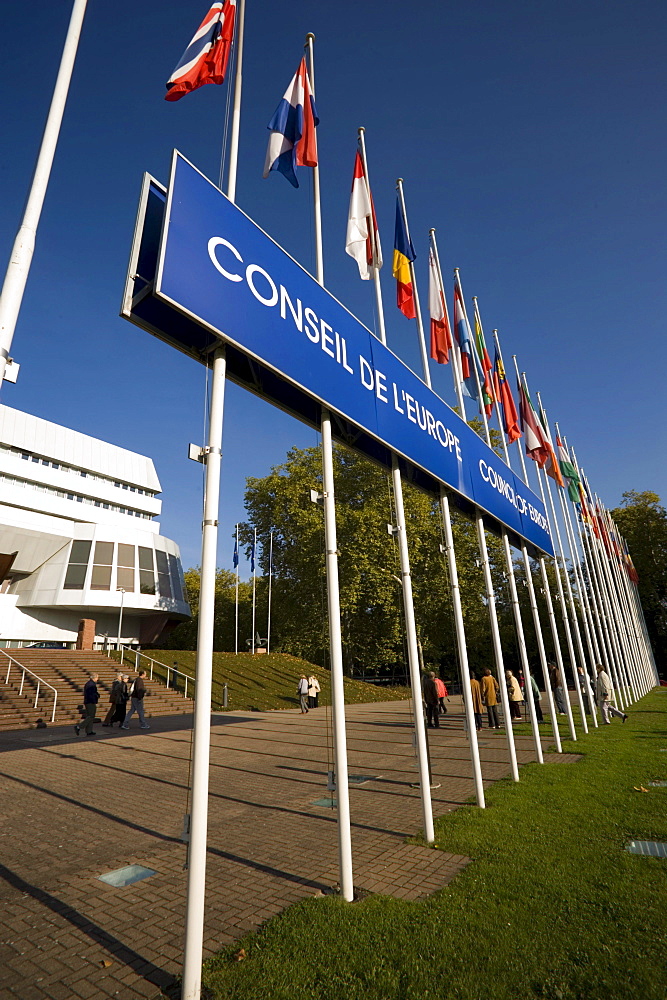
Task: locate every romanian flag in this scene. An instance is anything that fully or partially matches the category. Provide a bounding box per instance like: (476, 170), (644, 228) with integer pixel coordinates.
(473, 305), (495, 416)
(493, 349), (521, 443)
(165, 2), (236, 102)
(427, 248), (452, 363)
(393, 199), (416, 318)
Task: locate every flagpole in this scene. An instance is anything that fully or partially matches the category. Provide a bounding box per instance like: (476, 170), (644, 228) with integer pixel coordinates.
(569, 450), (623, 703)
(0, 0), (89, 388)
(609, 515), (649, 695)
(305, 32), (354, 901)
(472, 297), (493, 444)
(251, 527), (257, 654)
(396, 179), (431, 389)
(267, 529), (273, 654)
(594, 494), (637, 701)
(534, 392), (589, 733)
(510, 358), (564, 748)
(357, 128), (386, 345)
(604, 505), (646, 696)
(429, 230), (466, 415)
(225, 0), (245, 202)
(235, 523), (239, 654)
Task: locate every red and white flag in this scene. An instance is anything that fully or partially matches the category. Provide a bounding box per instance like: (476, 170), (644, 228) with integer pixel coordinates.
(428, 249), (452, 364)
(345, 151), (382, 279)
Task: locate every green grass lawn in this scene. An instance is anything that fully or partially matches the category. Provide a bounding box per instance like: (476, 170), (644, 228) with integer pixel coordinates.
(116, 649), (411, 713)
(198, 688), (667, 1000)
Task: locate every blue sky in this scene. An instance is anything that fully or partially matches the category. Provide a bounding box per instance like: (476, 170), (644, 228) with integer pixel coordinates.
(1, 0), (666, 573)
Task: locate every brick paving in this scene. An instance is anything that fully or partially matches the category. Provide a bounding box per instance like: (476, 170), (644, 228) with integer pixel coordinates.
(0, 698), (568, 999)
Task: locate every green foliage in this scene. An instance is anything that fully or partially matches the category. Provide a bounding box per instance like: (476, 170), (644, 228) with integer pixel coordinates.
(612, 490), (666, 672)
(200, 689), (667, 1000)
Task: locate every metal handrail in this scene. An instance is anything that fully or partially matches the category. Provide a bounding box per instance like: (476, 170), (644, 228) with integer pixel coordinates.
(116, 645), (196, 701)
(0, 650), (58, 723)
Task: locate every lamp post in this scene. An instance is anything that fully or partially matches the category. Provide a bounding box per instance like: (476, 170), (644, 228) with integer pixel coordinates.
(116, 588), (125, 652)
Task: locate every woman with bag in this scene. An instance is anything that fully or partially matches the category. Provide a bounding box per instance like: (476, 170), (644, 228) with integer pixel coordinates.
(505, 669), (523, 720)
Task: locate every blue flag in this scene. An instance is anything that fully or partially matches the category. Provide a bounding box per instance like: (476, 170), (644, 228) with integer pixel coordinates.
(233, 537), (239, 569)
(250, 538), (255, 573)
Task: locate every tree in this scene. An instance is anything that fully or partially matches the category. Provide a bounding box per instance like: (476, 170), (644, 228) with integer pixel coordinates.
(612, 490), (667, 672)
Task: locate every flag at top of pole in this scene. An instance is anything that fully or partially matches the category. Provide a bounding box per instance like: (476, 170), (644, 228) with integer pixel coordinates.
(473, 302), (495, 416)
(263, 57), (319, 188)
(556, 435), (580, 501)
(346, 150), (382, 279)
(453, 277), (479, 400)
(518, 381), (549, 466)
(165, 1), (237, 102)
(233, 535), (239, 569)
(392, 198), (416, 318)
(428, 248), (452, 364)
(493, 348), (521, 443)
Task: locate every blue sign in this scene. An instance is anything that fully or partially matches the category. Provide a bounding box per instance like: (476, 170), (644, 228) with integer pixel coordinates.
(155, 153), (553, 555)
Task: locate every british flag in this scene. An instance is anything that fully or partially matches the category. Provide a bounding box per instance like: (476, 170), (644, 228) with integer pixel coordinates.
(165, 1), (236, 102)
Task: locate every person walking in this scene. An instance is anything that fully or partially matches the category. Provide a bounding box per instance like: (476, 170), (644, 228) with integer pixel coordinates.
(423, 671), (440, 728)
(121, 669), (150, 730)
(296, 675), (309, 714)
(435, 675), (448, 715)
(75, 673), (99, 736)
(307, 674), (321, 709)
(480, 668), (501, 729)
(470, 672), (484, 731)
(595, 664), (628, 724)
(577, 665), (592, 715)
(102, 671), (123, 726)
(505, 670), (523, 720)
(112, 675), (130, 727)
(530, 672), (544, 722)
(548, 662), (568, 715)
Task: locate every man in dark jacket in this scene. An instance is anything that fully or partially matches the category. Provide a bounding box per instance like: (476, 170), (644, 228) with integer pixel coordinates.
(121, 670), (150, 730)
(423, 671), (440, 728)
(76, 673), (99, 736)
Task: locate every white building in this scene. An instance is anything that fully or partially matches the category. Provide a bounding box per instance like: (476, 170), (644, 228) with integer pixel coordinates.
(0, 404), (190, 649)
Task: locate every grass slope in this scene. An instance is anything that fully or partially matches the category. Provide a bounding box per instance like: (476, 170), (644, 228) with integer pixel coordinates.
(200, 688), (667, 1000)
(137, 650), (410, 713)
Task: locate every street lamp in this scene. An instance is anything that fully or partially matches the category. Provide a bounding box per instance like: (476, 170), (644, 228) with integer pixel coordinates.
(116, 588), (126, 653)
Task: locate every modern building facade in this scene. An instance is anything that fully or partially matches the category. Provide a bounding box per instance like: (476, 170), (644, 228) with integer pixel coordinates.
(0, 404), (190, 648)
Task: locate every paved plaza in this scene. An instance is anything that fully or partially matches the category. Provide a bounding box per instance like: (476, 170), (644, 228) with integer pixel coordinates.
(0, 698), (570, 999)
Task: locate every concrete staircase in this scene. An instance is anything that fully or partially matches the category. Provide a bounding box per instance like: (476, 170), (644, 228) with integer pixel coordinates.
(0, 649), (194, 732)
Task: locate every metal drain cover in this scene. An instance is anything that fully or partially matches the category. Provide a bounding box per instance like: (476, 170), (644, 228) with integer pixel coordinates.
(311, 797), (337, 808)
(626, 841), (667, 858)
(649, 781), (667, 787)
(348, 774), (380, 784)
(98, 864), (157, 887)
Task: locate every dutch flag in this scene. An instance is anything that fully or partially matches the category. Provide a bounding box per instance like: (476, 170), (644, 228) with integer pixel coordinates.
(263, 57), (319, 188)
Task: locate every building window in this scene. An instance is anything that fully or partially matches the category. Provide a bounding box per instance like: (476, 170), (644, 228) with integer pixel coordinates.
(138, 546), (155, 595)
(156, 550), (172, 599)
(117, 543), (135, 592)
(168, 554), (184, 602)
(90, 541), (114, 590)
(64, 540), (92, 590)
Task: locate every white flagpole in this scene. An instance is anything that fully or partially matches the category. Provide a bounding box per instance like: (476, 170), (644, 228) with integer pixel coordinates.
(0, 0), (89, 387)
(596, 501), (640, 699)
(396, 179), (431, 389)
(593, 495), (637, 701)
(235, 523), (239, 655)
(267, 530), (273, 654)
(251, 527), (257, 654)
(534, 393), (588, 733)
(605, 507), (648, 696)
(429, 231), (465, 415)
(182, 5), (246, 994)
(305, 32), (354, 901)
(357, 127), (386, 345)
(441, 290), (518, 777)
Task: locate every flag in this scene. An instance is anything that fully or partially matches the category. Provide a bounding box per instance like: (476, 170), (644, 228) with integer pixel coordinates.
(233, 536), (239, 569)
(473, 306), (495, 415)
(263, 57), (319, 188)
(536, 407), (565, 488)
(165, 2), (236, 102)
(556, 436), (580, 501)
(453, 280), (478, 400)
(623, 538), (639, 584)
(250, 537), (256, 573)
(493, 349), (521, 443)
(518, 382), (549, 466)
(393, 199), (416, 318)
(427, 248), (452, 363)
(345, 150), (382, 279)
